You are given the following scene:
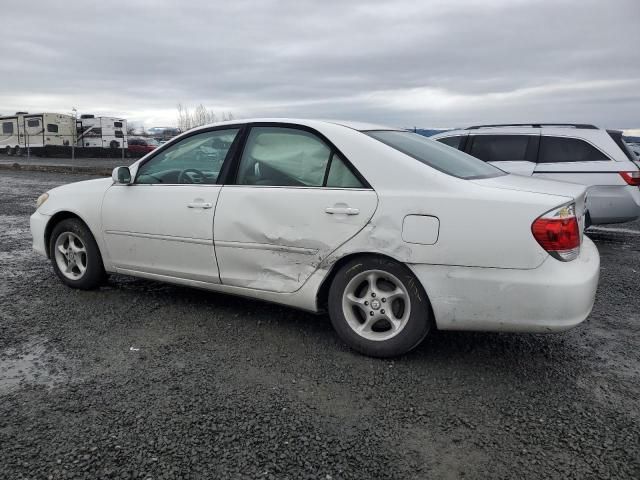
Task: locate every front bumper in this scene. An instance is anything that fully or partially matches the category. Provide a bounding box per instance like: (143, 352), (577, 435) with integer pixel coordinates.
(30, 210), (50, 257)
(409, 237), (600, 333)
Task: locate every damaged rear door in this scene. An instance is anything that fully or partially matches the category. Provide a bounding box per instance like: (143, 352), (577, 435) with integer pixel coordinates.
(214, 125), (377, 293)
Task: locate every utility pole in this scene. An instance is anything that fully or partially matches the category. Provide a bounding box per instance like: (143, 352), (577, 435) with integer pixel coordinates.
(121, 120), (125, 161)
(71, 107), (77, 160)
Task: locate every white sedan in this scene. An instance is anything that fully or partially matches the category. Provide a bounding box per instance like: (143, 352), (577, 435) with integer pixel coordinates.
(30, 119), (600, 357)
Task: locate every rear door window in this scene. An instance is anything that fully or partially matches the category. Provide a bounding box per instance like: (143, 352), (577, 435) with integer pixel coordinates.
(237, 127), (331, 187)
(538, 136), (609, 163)
(468, 135), (531, 162)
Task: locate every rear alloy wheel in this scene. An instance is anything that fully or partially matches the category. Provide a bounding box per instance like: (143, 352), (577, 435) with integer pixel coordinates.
(49, 218), (105, 289)
(328, 256), (432, 358)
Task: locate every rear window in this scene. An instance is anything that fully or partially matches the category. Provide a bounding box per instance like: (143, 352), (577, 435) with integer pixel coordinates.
(469, 135), (531, 162)
(436, 135), (464, 149)
(366, 130), (504, 179)
(609, 130), (637, 162)
(539, 136), (609, 163)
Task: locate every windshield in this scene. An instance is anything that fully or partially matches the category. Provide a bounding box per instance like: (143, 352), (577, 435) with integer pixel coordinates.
(366, 130), (505, 179)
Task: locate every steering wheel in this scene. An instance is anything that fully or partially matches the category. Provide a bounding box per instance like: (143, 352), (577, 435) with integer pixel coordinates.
(178, 168), (206, 184)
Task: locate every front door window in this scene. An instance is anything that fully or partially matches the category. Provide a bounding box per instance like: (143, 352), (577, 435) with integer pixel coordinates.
(136, 128), (240, 184)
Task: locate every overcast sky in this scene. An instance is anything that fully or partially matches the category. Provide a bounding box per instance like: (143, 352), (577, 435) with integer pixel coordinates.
(1, 0), (638, 131)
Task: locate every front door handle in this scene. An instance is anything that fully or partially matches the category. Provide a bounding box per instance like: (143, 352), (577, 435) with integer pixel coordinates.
(187, 202), (213, 209)
(325, 206), (359, 215)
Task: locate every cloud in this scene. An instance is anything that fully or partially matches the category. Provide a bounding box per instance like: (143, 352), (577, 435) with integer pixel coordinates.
(0, 0), (638, 129)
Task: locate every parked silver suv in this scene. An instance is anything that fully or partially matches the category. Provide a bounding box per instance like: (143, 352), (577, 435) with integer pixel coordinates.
(432, 124), (640, 225)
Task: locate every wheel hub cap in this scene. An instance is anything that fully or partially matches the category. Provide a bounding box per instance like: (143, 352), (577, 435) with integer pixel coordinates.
(54, 231), (88, 281)
(341, 269), (412, 342)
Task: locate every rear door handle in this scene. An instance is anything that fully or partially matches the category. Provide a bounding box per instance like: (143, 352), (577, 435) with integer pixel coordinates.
(187, 202), (213, 209)
(325, 206), (359, 215)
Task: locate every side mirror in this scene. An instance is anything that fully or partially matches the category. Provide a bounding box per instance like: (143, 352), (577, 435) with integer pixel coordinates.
(112, 166), (132, 184)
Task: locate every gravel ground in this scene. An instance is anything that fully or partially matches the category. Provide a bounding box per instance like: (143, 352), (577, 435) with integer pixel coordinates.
(1, 170), (639, 479)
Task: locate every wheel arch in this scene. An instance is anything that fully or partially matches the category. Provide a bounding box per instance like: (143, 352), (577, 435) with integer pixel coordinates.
(316, 251), (435, 321)
(44, 211), (102, 259)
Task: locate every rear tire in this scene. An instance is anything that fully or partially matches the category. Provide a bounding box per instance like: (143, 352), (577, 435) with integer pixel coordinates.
(6, 146), (14, 156)
(49, 218), (106, 290)
(328, 256), (432, 358)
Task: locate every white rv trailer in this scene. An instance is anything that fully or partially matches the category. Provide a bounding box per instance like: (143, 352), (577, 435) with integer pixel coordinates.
(0, 114), (22, 155)
(76, 115), (128, 155)
(0, 112), (75, 156)
(0, 112), (128, 156)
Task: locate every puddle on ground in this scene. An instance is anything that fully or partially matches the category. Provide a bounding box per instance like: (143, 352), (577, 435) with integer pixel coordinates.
(0, 337), (69, 394)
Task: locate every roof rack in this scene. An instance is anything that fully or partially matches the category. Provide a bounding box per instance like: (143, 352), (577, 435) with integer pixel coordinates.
(465, 123), (598, 130)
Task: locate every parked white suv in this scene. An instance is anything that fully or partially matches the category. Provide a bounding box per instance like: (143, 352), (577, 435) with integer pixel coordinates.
(432, 124), (640, 225)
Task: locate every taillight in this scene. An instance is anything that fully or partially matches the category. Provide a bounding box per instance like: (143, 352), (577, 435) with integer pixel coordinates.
(531, 203), (580, 261)
(619, 171), (640, 186)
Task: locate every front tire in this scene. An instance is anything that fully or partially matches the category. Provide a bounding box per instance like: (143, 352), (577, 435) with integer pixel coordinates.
(328, 256), (433, 358)
(49, 218), (106, 290)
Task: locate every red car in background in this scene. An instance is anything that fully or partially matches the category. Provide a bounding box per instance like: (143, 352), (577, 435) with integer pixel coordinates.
(127, 137), (159, 157)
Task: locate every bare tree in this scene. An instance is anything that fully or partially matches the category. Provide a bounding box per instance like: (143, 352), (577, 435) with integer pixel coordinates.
(177, 104), (235, 131)
(177, 103), (192, 131)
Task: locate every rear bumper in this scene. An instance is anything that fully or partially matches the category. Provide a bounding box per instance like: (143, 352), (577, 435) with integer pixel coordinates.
(587, 185), (640, 224)
(30, 211), (50, 257)
(409, 237), (600, 332)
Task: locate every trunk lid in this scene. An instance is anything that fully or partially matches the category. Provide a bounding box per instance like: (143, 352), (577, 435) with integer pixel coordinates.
(472, 173), (588, 236)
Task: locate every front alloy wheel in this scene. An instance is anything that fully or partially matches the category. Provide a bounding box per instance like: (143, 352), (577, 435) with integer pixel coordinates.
(49, 218), (105, 289)
(54, 232), (88, 280)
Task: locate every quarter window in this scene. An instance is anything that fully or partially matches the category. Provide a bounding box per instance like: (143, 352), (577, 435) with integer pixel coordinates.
(136, 128), (239, 184)
(47, 124), (59, 133)
(538, 136), (609, 163)
(326, 153), (364, 188)
(236, 127), (331, 187)
(469, 135), (531, 162)
(2, 122), (14, 134)
(436, 135), (464, 149)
